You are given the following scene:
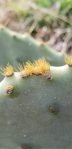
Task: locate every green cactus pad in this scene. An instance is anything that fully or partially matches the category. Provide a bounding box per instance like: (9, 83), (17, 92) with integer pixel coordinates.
(0, 26), (72, 149)
(0, 26), (64, 67)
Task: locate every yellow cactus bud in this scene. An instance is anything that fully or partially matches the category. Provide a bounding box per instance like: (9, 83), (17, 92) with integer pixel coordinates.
(34, 58), (51, 76)
(65, 55), (72, 67)
(1, 64), (14, 77)
(18, 62), (35, 77)
(18, 58), (51, 79)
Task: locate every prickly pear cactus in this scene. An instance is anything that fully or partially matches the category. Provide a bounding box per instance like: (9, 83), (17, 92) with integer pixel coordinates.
(0, 26), (72, 149)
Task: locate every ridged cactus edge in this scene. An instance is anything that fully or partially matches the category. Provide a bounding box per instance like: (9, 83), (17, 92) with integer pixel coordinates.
(0, 26), (72, 149)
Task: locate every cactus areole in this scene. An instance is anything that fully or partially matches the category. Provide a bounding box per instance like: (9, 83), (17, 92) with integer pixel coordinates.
(0, 26), (72, 149)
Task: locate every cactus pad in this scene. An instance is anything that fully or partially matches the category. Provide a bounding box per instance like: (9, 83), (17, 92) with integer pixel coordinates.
(0, 26), (72, 149)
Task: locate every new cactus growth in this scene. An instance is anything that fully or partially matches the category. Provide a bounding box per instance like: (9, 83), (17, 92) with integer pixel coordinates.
(0, 26), (72, 149)
(1, 64), (14, 77)
(65, 54), (72, 67)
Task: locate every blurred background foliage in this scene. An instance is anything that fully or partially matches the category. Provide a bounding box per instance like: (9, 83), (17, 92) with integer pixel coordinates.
(0, 0), (72, 52)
